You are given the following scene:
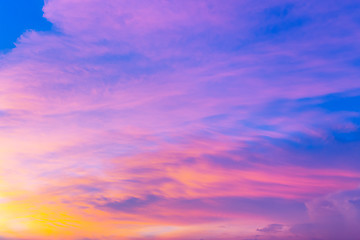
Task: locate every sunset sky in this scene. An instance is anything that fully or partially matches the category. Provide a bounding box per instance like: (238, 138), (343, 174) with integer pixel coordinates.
(0, 0), (360, 239)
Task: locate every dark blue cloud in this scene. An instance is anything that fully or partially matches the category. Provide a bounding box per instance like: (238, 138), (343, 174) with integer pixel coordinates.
(257, 223), (284, 233)
(349, 199), (360, 209)
(204, 153), (250, 169)
(100, 195), (307, 222)
(100, 195), (160, 213)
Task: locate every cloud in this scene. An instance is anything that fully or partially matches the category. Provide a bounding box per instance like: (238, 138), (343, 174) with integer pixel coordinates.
(287, 188), (360, 240)
(96, 195), (307, 225)
(100, 195), (160, 213)
(0, 0), (360, 239)
(257, 224), (284, 233)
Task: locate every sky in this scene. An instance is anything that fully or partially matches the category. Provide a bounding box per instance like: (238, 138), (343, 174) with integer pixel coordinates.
(0, 0), (360, 239)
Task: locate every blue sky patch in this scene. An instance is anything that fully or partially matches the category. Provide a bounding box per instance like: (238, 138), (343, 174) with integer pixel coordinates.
(0, 0), (52, 52)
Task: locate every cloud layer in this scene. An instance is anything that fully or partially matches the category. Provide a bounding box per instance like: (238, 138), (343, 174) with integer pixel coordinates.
(0, 0), (360, 239)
